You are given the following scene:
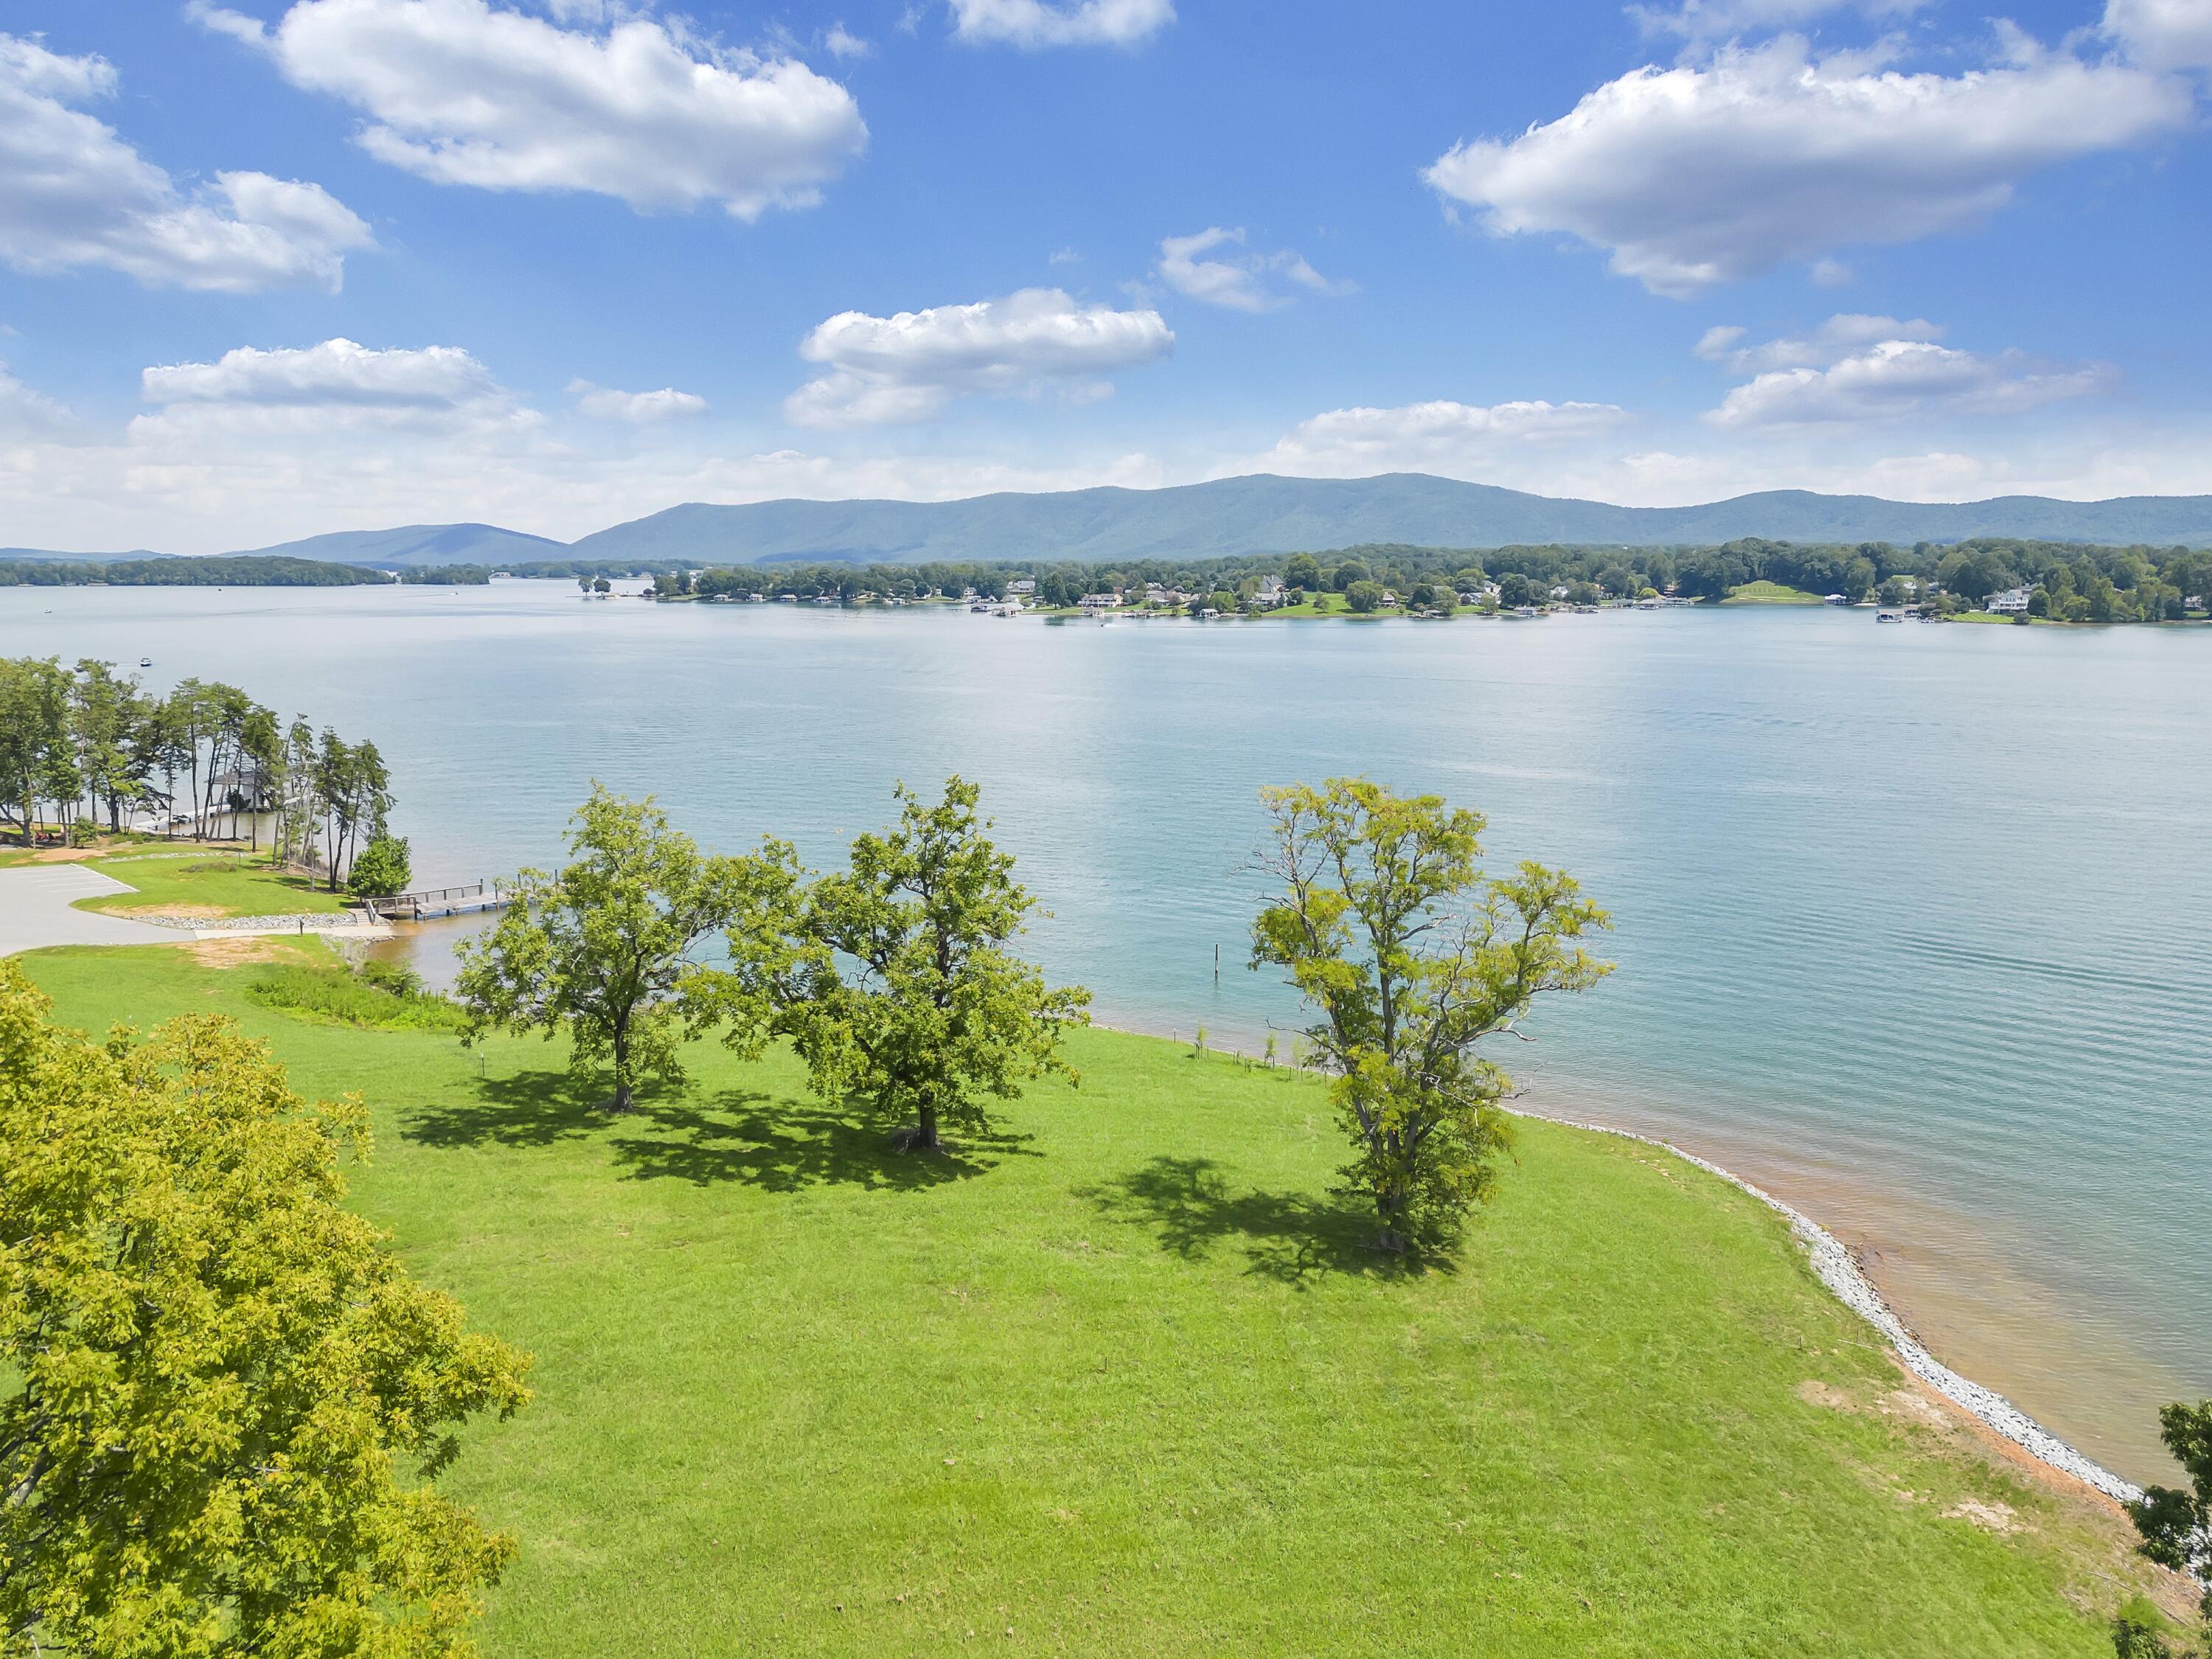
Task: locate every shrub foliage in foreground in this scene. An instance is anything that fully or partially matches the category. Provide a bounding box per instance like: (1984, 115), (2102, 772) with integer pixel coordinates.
(2126, 1399), (2212, 1646)
(1253, 778), (1612, 1253)
(0, 960), (531, 1658)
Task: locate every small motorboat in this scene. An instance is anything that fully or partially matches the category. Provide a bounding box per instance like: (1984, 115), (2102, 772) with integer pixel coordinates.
(1875, 611), (1903, 624)
(139, 656), (153, 666)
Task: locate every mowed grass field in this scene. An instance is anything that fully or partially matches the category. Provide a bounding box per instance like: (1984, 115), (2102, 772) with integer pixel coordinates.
(1721, 581), (1828, 605)
(18, 943), (2178, 1658)
(72, 849), (348, 916)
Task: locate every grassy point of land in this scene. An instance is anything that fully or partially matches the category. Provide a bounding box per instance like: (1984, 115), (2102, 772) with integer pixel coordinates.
(14, 943), (2191, 1658)
(1722, 581), (1828, 605)
(70, 849), (350, 917)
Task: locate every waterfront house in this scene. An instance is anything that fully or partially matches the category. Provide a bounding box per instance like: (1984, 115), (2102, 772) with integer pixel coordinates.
(1008, 579), (1037, 596)
(1079, 592), (1122, 610)
(1988, 587), (2033, 614)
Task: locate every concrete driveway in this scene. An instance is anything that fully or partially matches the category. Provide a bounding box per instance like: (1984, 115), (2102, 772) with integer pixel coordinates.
(0, 864), (180, 956)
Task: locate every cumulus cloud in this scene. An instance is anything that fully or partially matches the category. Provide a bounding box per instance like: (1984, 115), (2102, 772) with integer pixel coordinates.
(145, 338), (503, 409)
(824, 23), (873, 58)
(1706, 338), (2114, 427)
(1262, 398), (1630, 476)
(569, 380), (708, 421)
(2105, 0), (2212, 71)
(1154, 228), (1352, 313)
(947, 0), (1174, 49)
(786, 288), (1173, 426)
(0, 32), (370, 293)
(1422, 38), (2193, 295)
(1695, 312), (1942, 372)
(198, 0), (868, 218)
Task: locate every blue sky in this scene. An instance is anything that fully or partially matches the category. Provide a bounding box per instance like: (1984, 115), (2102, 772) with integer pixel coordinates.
(2, 0), (2209, 551)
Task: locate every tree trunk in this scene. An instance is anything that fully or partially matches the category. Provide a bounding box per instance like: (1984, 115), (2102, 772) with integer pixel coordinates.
(897, 1103), (942, 1153)
(606, 1018), (636, 1113)
(1374, 1186), (1411, 1254)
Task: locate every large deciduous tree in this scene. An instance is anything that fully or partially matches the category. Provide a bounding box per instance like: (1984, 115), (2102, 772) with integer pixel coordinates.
(1251, 779), (1612, 1253)
(0, 961), (529, 1658)
(456, 785), (772, 1113)
(774, 777), (1091, 1152)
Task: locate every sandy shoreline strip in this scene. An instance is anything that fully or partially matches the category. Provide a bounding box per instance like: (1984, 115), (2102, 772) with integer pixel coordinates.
(1524, 1108), (2143, 1506)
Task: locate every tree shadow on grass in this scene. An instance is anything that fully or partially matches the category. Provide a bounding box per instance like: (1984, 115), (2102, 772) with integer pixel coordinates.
(401, 1065), (1034, 1194)
(1082, 1155), (1444, 1288)
(402, 1066), (612, 1150)
(607, 1090), (1037, 1193)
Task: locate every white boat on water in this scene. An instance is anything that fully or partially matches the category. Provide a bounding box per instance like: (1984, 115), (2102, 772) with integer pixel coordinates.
(1876, 611), (1904, 623)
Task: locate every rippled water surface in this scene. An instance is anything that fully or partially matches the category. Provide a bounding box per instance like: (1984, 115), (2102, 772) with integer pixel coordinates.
(6, 581), (2207, 1478)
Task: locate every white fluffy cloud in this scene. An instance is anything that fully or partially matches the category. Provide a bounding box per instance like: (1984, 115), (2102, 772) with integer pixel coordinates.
(569, 380), (708, 421)
(198, 0), (867, 218)
(1705, 330), (2114, 427)
(1695, 312), (1943, 372)
(787, 288), (1173, 426)
(947, 0), (1174, 48)
(2105, 0), (2212, 71)
(1262, 398), (1630, 476)
(0, 32), (370, 293)
(1155, 228), (1351, 313)
(145, 338), (504, 411)
(1423, 39), (2193, 295)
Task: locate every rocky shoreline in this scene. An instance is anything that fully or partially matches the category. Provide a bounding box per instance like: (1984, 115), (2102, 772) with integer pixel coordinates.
(133, 911), (384, 933)
(1526, 1110), (2144, 1508)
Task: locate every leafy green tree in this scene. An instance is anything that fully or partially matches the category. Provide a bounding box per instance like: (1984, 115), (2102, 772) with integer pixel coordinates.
(0, 961), (529, 1658)
(1496, 572), (1535, 608)
(0, 657), (72, 844)
(456, 786), (774, 1112)
(1344, 580), (1384, 614)
(1284, 553), (1321, 589)
(1332, 559), (1370, 592)
(1251, 779), (1611, 1252)
(1843, 557), (1877, 602)
(348, 832), (414, 900)
(774, 777), (1091, 1152)
(2126, 1399), (2212, 1640)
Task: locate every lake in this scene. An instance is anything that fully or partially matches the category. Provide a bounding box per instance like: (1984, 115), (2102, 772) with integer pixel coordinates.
(5, 580), (2207, 1480)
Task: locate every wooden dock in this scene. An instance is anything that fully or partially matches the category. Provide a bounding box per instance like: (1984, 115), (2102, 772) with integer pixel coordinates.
(367, 880), (512, 922)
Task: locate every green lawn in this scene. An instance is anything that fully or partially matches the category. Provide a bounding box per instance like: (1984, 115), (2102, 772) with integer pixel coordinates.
(1722, 581), (1828, 605)
(15, 944), (2178, 1658)
(72, 849), (349, 916)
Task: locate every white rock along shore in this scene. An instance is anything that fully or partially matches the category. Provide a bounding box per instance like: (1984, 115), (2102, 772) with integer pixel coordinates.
(1526, 1110), (2143, 1507)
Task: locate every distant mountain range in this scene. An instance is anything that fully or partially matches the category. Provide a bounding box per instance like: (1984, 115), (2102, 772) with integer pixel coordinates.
(12, 476), (2212, 569)
(231, 522), (566, 566)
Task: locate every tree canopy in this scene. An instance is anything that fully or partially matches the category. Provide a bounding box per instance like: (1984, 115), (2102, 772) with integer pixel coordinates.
(456, 786), (782, 1112)
(772, 777), (1091, 1152)
(1252, 779), (1612, 1253)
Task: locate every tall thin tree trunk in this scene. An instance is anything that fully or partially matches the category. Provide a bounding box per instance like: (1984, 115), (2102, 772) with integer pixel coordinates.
(608, 1016), (634, 1113)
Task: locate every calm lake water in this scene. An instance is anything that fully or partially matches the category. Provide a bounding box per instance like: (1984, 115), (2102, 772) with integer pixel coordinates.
(4, 580), (2208, 1479)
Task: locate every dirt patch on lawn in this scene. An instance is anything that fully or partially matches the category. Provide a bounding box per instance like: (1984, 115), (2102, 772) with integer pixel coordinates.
(105, 903), (231, 919)
(27, 846), (106, 863)
(184, 936), (316, 967)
